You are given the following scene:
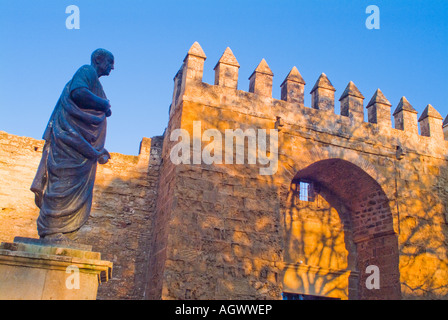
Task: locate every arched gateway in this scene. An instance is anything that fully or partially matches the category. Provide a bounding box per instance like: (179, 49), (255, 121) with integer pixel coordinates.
(281, 159), (401, 300)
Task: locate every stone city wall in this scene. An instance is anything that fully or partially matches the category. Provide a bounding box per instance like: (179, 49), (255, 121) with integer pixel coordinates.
(151, 42), (448, 300)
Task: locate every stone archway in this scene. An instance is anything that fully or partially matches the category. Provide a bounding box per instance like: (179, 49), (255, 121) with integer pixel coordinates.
(282, 158), (401, 300)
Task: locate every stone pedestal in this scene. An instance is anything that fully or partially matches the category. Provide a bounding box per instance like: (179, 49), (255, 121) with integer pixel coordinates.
(0, 237), (112, 300)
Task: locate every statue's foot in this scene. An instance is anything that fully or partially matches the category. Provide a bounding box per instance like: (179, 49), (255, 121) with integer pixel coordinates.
(42, 232), (70, 243)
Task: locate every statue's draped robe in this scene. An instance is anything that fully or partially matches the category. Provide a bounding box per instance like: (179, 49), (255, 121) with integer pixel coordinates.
(31, 65), (108, 237)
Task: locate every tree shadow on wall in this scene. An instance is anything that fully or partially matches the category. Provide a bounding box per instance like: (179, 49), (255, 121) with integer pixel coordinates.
(396, 156), (448, 300)
(282, 184), (357, 300)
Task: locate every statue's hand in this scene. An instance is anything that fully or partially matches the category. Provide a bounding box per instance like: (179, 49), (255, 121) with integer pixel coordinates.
(98, 149), (111, 165)
(103, 99), (112, 117)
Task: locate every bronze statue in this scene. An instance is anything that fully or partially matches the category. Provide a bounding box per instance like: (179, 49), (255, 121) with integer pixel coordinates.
(31, 49), (114, 240)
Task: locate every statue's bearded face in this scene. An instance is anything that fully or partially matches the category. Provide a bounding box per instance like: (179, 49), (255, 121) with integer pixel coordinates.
(97, 55), (114, 77)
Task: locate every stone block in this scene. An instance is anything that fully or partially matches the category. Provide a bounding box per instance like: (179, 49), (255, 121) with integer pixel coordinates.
(0, 237), (112, 300)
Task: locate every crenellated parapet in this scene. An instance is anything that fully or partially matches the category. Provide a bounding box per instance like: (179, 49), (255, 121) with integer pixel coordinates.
(310, 73), (336, 112)
(280, 66), (306, 107)
(339, 81), (365, 122)
(182, 41), (207, 83)
(366, 89), (392, 128)
(248, 59), (274, 97)
(418, 104), (444, 140)
(393, 97), (419, 135)
(214, 47), (240, 89)
(171, 42), (448, 153)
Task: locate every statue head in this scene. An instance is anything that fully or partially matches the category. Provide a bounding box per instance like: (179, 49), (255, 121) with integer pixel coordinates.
(91, 49), (114, 77)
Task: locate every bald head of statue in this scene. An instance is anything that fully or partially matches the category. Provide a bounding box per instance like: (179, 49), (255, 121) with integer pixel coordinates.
(91, 49), (114, 77)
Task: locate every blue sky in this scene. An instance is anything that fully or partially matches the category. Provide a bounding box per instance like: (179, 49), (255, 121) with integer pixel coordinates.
(1, 0), (447, 155)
